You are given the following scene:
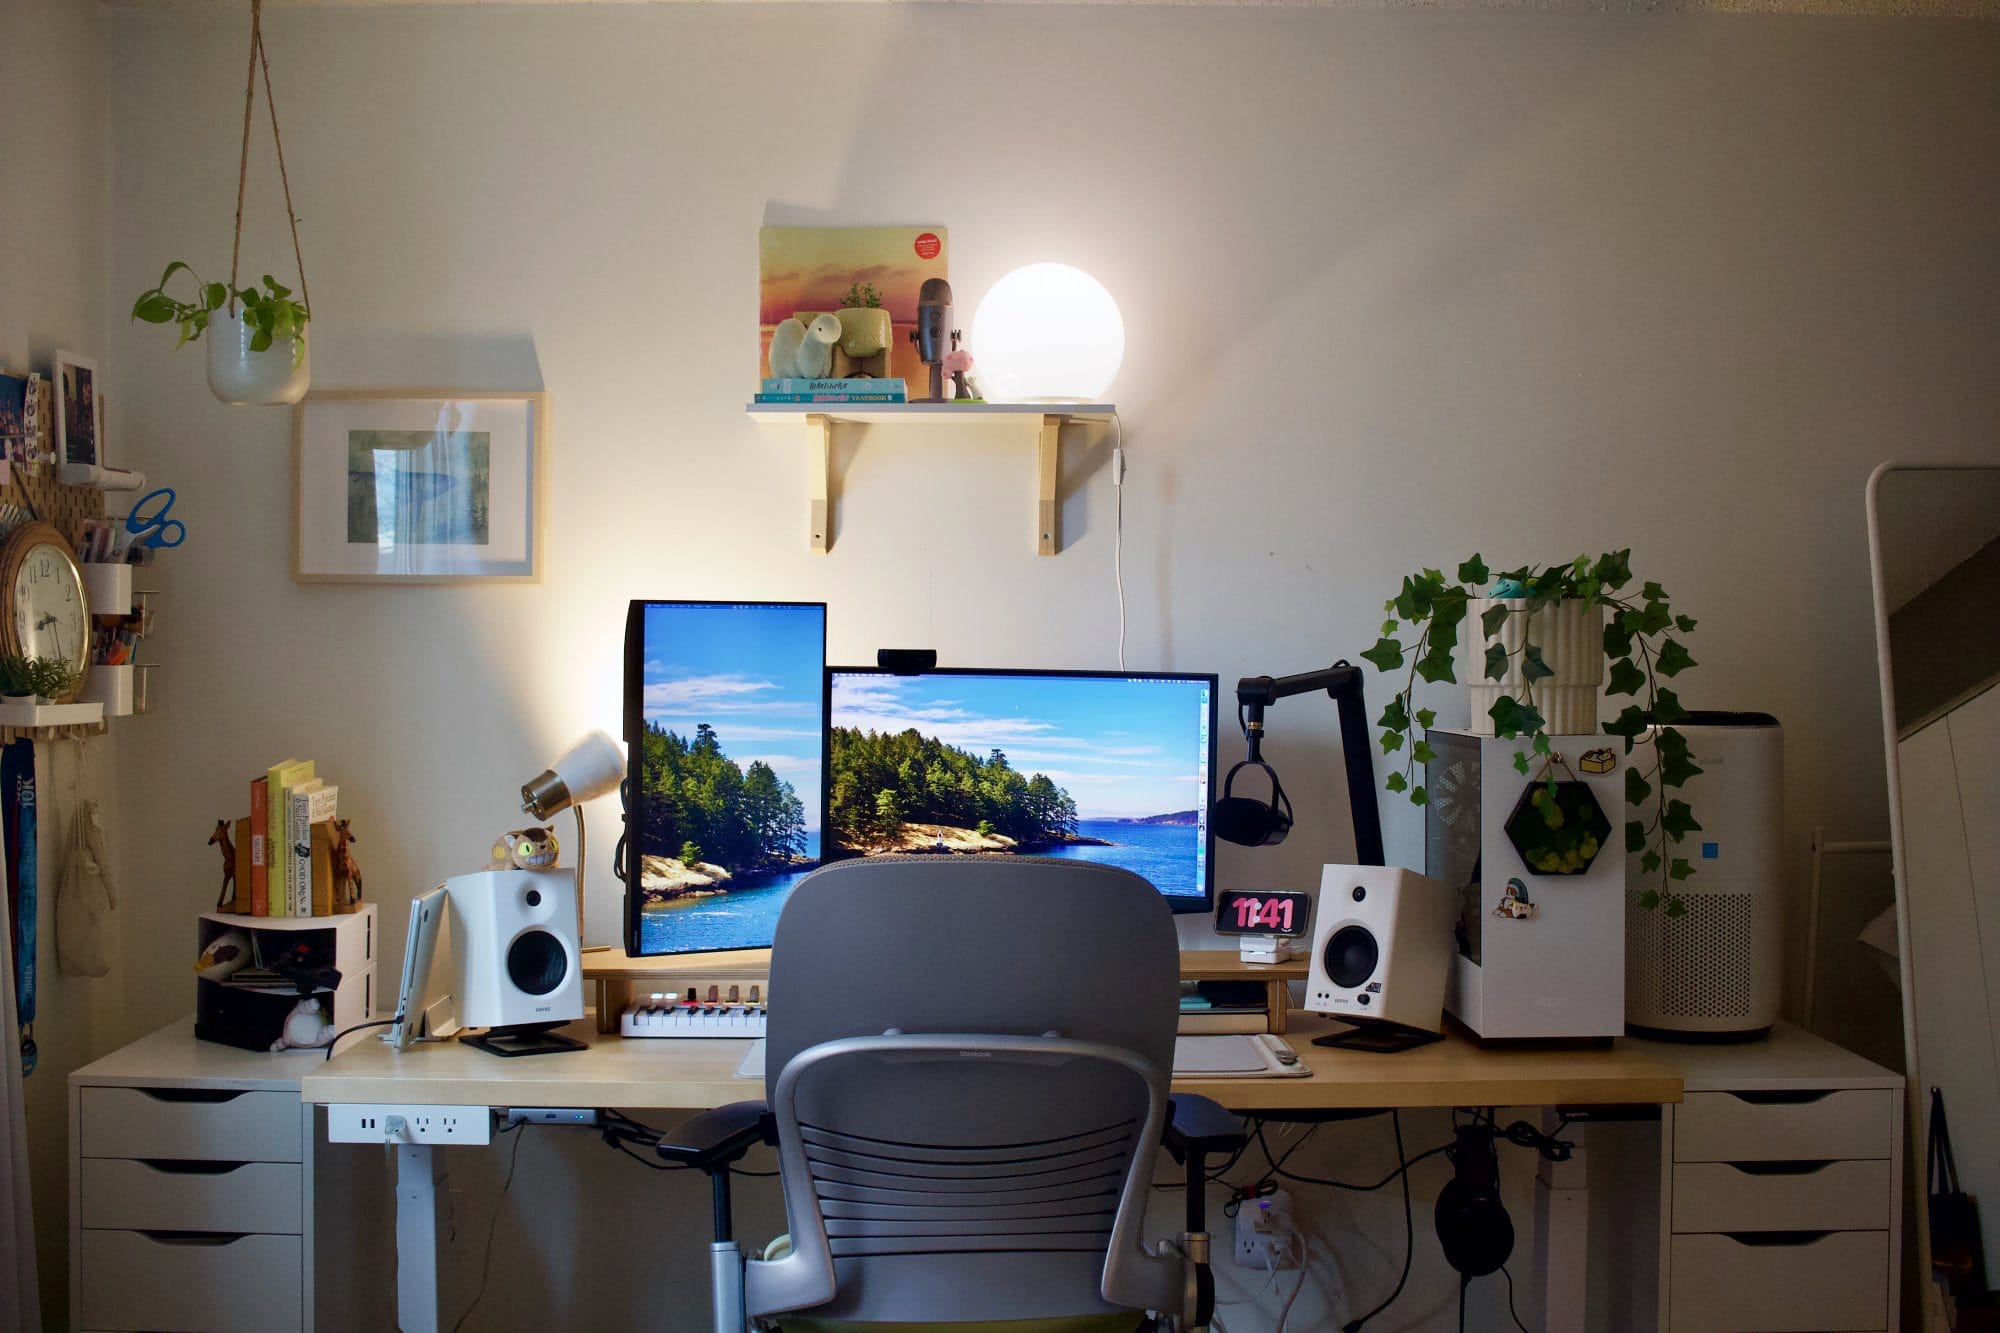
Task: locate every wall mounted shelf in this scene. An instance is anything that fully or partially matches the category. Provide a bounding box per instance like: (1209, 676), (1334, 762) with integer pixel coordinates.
(747, 402), (1115, 555)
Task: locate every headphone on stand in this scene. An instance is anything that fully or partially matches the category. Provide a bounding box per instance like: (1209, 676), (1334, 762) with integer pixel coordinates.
(1211, 756), (1294, 846)
(1433, 1122), (1514, 1279)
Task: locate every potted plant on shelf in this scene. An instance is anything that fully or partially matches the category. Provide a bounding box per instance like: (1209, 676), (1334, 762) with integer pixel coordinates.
(835, 282), (893, 364)
(0, 655), (35, 704)
(129, 262), (310, 406)
(1360, 551), (1704, 914)
(0, 655), (83, 706)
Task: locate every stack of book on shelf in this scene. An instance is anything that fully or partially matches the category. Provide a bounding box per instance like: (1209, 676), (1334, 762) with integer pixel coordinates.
(755, 377), (908, 404)
(220, 758), (353, 917)
(1178, 980), (1271, 1035)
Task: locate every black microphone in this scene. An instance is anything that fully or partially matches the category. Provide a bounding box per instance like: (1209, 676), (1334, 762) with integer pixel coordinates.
(910, 278), (953, 401)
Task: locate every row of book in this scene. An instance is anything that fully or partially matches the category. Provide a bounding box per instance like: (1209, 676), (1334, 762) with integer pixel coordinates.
(754, 377), (908, 404)
(220, 758), (347, 917)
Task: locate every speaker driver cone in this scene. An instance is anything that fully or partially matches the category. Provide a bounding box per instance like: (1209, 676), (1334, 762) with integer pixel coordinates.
(507, 930), (569, 996)
(1323, 925), (1379, 990)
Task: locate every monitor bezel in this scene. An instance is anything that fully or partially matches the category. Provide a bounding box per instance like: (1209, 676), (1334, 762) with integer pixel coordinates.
(822, 664), (1221, 914)
(622, 598), (830, 956)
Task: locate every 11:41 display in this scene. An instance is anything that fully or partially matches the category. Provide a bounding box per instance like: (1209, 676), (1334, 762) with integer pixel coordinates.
(1214, 889), (1312, 938)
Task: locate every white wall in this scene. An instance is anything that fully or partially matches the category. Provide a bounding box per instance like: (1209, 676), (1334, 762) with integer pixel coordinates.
(88, 4), (2000, 1330)
(0, 0), (123, 1321)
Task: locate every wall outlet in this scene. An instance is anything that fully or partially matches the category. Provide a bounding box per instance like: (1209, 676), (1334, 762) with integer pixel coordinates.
(1233, 1188), (1297, 1270)
(326, 1104), (492, 1144)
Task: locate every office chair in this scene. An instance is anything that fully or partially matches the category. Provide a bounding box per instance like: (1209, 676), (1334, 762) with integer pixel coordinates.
(658, 856), (1247, 1332)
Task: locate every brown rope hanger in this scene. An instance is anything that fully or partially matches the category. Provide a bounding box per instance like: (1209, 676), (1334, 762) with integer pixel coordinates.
(228, 0), (311, 320)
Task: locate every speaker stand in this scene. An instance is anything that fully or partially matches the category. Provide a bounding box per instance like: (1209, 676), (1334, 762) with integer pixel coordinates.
(1312, 1017), (1445, 1054)
(463, 1024), (588, 1058)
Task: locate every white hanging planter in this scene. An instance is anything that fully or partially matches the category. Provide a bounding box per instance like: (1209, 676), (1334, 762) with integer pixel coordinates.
(1463, 597), (1605, 737)
(206, 308), (309, 406)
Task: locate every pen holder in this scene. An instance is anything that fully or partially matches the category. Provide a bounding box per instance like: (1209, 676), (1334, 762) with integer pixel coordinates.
(83, 664), (133, 717)
(82, 562), (132, 617)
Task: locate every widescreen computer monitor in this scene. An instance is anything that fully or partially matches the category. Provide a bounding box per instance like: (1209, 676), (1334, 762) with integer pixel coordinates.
(825, 667), (1218, 912)
(623, 600), (828, 956)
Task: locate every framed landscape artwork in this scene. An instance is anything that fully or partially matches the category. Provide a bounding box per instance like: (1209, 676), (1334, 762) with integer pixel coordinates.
(292, 389), (547, 583)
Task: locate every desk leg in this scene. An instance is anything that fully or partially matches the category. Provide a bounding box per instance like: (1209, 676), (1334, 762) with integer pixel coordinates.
(396, 1143), (443, 1333)
(1534, 1112), (1589, 1333)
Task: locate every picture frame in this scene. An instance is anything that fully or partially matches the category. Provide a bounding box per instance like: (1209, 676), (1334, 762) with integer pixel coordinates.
(292, 389), (548, 584)
(55, 350), (102, 468)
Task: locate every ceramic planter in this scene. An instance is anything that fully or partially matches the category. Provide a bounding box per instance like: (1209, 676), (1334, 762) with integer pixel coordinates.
(1463, 597), (1604, 736)
(835, 307), (893, 360)
(207, 308), (309, 406)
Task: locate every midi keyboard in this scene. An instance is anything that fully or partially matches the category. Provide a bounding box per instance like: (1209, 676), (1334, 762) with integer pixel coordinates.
(620, 984), (767, 1039)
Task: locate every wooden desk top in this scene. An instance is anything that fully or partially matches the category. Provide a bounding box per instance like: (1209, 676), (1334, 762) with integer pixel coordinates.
(300, 1011), (1681, 1113)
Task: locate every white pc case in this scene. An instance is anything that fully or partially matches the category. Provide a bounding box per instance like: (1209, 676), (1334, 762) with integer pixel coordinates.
(1426, 729), (1627, 1040)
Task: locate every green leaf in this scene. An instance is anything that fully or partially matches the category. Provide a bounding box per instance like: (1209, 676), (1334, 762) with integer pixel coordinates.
(1484, 642), (1509, 682)
(1626, 819), (1647, 853)
(1384, 772), (1408, 794)
(1603, 619), (1633, 661)
(203, 282), (227, 310)
(1606, 705), (1649, 746)
(1412, 740), (1437, 766)
(1657, 727), (1704, 788)
(1606, 659), (1647, 697)
(1378, 695), (1410, 732)
(1381, 730), (1404, 753)
(1653, 686), (1689, 725)
(1382, 620), (1398, 637)
(1641, 849), (1662, 873)
(1409, 785), (1429, 807)
(1655, 638), (1696, 678)
(1359, 637), (1404, 674)
(263, 275), (291, 298)
(1513, 750), (1531, 774)
(1415, 708), (1436, 729)
(1416, 647), (1457, 685)
(1661, 799), (1702, 841)
(157, 260), (190, 288)
(1638, 889), (1661, 911)
(1596, 550), (1632, 590)
(1674, 615), (1697, 634)
(1669, 857), (1696, 881)
(1481, 603), (1511, 638)
(132, 295), (177, 324)
(1665, 897), (1689, 918)
(1625, 767), (1652, 807)
(1532, 732), (1552, 755)
(249, 328), (273, 353)
(1520, 642), (1555, 684)
(1639, 601), (1673, 636)
(1393, 575), (1432, 622)
(1457, 555), (1489, 586)
(1642, 581), (1666, 603)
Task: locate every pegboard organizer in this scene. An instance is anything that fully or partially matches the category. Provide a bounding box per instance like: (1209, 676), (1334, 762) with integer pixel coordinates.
(0, 382), (115, 744)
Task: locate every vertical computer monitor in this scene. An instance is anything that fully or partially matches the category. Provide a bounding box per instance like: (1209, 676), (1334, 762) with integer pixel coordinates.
(825, 667), (1218, 912)
(623, 600), (828, 956)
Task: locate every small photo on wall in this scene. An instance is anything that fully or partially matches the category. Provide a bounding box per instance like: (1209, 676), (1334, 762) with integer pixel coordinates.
(0, 374), (30, 467)
(56, 350), (102, 467)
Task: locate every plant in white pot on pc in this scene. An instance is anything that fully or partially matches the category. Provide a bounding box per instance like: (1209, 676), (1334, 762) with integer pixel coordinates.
(130, 263), (310, 406)
(1360, 551), (1704, 915)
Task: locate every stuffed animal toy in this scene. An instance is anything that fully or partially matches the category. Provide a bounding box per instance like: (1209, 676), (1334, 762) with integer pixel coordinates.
(768, 313), (842, 380)
(270, 996), (336, 1052)
(195, 928), (251, 982)
(492, 826), (561, 871)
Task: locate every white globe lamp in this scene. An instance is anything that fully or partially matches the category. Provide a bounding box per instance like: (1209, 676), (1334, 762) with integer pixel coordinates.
(969, 263), (1124, 404)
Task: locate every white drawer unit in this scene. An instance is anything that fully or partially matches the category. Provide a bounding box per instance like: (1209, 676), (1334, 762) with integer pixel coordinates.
(79, 1159), (305, 1235)
(1652, 1025), (1904, 1333)
(79, 1086), (303, 1163)
(76, 1230), (303, 1333)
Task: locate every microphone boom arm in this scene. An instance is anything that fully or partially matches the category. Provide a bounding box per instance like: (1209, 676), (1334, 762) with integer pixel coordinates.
(1232, 663), (1386, 867)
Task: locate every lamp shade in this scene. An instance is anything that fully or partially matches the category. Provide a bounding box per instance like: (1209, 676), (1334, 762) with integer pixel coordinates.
(970, 263), (1124, 403)
(521, 730), (624, 820)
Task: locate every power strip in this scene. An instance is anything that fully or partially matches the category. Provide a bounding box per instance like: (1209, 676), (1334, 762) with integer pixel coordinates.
(326, 1104), (493, 1145)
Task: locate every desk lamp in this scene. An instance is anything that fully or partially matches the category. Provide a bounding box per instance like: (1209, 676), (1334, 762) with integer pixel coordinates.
(520, 730), (625, 941)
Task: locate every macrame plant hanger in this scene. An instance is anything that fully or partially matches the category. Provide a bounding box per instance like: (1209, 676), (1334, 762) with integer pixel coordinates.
(205, 0), (315, 405)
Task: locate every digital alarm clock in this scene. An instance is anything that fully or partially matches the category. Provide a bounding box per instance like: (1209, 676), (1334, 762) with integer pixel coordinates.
(1215, 889), (1313, 963)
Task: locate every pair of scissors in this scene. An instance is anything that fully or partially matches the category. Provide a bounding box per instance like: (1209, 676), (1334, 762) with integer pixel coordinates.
(125, 487), (186, 550)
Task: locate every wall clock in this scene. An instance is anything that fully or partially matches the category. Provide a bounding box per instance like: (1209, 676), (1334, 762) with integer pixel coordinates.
(0, 522), (91, 702)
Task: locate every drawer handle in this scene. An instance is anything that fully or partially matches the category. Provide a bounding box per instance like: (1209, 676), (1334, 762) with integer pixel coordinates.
(1726, 1160), (1833, 1176)
(1726, 1090), (1832, 1106)
(137, 1229), (250, 1247)
(1722, 1230), (1833, 1248)
(138, 1159), (250, 1176)
(133, 1088), (248, 1105)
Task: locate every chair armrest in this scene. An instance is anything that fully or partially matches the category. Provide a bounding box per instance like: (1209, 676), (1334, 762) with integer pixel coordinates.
(655, 1099), (774, 1170)
(1163, 1094), (1248, 1163)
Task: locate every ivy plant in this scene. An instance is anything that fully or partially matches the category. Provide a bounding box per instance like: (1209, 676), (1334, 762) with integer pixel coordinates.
(1358, 551), (1703, 914)
(130, 262), (310, 370)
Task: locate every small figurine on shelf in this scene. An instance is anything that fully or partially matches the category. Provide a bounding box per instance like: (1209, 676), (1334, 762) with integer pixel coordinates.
(269, 995), (336, 1053)
(491, 826), (560, 871)
(943, 339), (982, 403)
(328, 818), (363, 911)
(209, 818), (237, 910)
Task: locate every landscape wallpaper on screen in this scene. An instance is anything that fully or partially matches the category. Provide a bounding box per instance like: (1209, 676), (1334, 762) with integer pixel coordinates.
(632, 603), (825, 954)
(827, 672), (1213, 900)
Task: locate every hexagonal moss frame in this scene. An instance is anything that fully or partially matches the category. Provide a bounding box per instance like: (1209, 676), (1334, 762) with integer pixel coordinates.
(1505, 779), (1612, 876)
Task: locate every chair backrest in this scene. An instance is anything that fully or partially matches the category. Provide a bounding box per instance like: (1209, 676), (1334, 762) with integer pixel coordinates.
(745, 856), (1183, 1325)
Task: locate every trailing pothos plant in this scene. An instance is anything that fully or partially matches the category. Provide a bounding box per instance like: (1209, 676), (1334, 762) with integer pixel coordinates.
(130, 262), (310, 369)
(1358, 551), (1704, 915)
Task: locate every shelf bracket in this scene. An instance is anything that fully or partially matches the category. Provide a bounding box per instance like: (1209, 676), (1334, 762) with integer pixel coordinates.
(1037, 416), (1063, 556)
(808, 414), (832, 555)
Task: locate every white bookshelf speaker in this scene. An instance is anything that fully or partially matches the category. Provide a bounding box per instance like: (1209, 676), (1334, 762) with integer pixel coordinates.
(444, 868), (585, 1051)
(1625, 712), (1784, 1038)
(1305, 864), (1456, 1045)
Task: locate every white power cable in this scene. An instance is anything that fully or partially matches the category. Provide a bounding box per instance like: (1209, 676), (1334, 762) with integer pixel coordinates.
(1275, 1230), (1311, 1333)
(1112, 411), (1126, 670)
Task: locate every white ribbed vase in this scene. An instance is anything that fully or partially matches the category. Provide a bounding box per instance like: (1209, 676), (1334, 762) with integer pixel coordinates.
(1463, 597), (1604, 736)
